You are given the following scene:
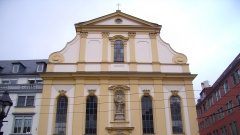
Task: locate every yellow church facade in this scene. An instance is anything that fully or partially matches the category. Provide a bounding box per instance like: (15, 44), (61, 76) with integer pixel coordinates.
(38, 10), (198, 135)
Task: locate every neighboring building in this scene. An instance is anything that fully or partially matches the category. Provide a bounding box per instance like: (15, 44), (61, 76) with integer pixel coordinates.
(37, 10), (199, 135)
(196, 53), (240, 135)
(0, 59), (48, 135)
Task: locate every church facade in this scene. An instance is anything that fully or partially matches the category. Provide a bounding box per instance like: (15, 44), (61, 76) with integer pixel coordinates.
(38, 10), (198, 135)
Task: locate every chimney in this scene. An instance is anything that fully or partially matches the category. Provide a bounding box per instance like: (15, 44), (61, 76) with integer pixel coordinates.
(201, 80), (210, 89)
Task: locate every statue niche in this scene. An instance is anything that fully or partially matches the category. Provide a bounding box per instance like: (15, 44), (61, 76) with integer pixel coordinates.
(114, 90), (125, 120)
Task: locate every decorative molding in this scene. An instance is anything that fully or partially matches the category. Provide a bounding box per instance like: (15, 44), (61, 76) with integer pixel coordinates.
(80, 32), (88, 38)
(149, 33), (157, 39)
(105, 127), (134, 134)
(142, 89), (150, 96)
(49, 53), (64, 63)
(172, 54), (188, 64)
(171, 90), (179, 96)
(102, 32), (109, 38)
(109, 85), (130, 91)
(128, 32), (136, 39)
(109, 35), (129, 45)
(59, 90), (66, 96)
(88, 89), (96, 96)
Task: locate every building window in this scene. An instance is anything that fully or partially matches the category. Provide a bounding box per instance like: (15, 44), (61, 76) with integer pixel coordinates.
(231, 69), (240, 86)
(1, 79), (17, 84)
(12, 65), (19, 73)
(220, 126), (228, 135)
(200, 121), (204, 131)
(17, 95), (35, 107)
(236, 94), (240, 109)
(13, 115), (32, 134)
(198, 107), (202, 117)
(142, 96), (154, 134)
(207, 133), (212, 135)
(205, 118), (210, 127)
(203, 103), (207, 112)
(215, 89), (221, 102)
(114, 40), (124, 62)
(213, 130), (218, 135)
(229, 121), (239, 135)
(208, 96), (214, 107)
(28, 79), (43, 84)
(37, 63), (45, 72)
(55, 96), (68, 134)
(226, 100), (234, 114)
(170, 96), (183, 134)
(218, 107), (224, 120)
(211, 113), (216, 124)
(85, 96), (97, 134)
(222, 80), (230, 94)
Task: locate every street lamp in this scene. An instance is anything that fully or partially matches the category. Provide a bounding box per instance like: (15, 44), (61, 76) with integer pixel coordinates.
(0, 91), (13, 135)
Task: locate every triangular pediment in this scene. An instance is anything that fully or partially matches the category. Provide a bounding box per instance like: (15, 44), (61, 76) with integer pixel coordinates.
(75, 10), (161, 27)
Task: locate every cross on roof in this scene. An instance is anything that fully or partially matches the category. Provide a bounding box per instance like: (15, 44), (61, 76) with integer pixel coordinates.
(116, 3), (120, 10)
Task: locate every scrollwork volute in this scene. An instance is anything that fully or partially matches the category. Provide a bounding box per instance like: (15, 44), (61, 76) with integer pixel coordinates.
(172, 54), (188, 64)
(80, 32), (88, 38)
(149, 33), (157, 39)
(49, 52), (64, 63)
(128, 32), (136, 39)
(102, 32), (109, 38)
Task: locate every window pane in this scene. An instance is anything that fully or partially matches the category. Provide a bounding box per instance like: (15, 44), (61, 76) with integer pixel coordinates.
(26, 96), (34, 106)
(55, 96), (68, 134)
(170, 96), (183, 133)
(17, 96), (26, 106)
(142, 96), (154, 134)
(114, 40), (124, 62)
(85, 96), (98, 134)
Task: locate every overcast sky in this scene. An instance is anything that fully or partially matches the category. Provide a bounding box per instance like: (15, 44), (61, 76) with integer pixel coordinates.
(0, 0), (240, 101)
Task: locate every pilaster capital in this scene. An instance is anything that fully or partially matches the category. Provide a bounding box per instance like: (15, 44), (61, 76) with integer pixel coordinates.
(149, 33), (157, 39)
(80, 32), (88, 38)
(128, 32), (136, 39)
(102, 32), (109, 38)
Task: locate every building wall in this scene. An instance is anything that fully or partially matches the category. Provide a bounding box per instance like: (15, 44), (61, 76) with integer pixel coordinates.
(38, 10), (198, 135)
(196, 53), (240, 135)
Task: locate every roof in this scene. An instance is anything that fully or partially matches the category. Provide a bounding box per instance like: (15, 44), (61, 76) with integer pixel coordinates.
(74, 10), (162, 33)
(0, 59), (48, 75)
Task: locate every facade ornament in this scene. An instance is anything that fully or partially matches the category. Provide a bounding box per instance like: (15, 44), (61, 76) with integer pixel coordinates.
(49, 52), (64, 63)
(172, 54), (188, 64)
(88, 89), (96, 96)
(149, 33), (157, 39)
(102, 32), (109, 38)
(114, 90), (125, 120)
(128, 32), (136, 39)
(109, 85), (130, 91)
(117, 130), (123, 135)
(109, 35), (129, 45)
(80, 32), (88, 38)
(171, 90), (179, 96)
(142, 89), (150, 96)
(59, 90), (66, 96)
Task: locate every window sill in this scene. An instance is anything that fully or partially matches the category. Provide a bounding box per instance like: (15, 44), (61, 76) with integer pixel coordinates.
(15, 106), (35, 108)
(9, 133), (32, 135)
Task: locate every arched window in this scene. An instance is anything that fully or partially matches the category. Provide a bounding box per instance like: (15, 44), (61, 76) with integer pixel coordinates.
(170, 96), (183, 133)
(55, 96), (68, 134)
(85, 96), (98, 134)
(114, 40), (124, 62)
(141, 96), (154, 134)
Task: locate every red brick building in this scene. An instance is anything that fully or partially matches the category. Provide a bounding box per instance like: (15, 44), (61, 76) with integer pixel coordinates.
(196, 53), (240, 135)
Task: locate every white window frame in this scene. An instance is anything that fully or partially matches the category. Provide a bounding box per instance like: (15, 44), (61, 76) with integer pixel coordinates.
(17, 94), (35, 107)
(215, 89), (221, 101)
(222, 80), (230, 94)
(208, 97), (214, 107)
(226, 100), (234, 114)
(12, 65), (19, 73)
(12, 115), (33, 134)
(37, 64), (44, 72)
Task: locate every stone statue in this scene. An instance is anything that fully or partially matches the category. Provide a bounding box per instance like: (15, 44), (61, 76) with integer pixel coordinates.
(114, 90), (125, 120)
